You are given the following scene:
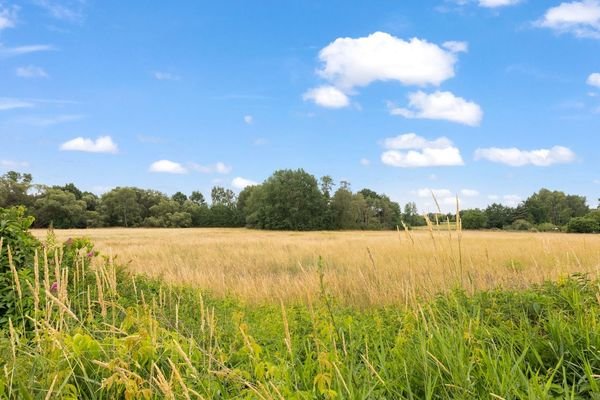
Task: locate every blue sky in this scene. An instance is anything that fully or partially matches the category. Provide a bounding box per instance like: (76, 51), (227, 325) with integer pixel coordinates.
(0, 0), (599, 212)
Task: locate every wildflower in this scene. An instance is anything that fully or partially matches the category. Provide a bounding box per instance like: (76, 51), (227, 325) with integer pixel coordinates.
(87, 251), (94, 258)
(50, 281), (58, 294)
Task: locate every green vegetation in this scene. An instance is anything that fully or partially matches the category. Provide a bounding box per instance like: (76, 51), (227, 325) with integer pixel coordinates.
(0, 170), (410, 231)
(0, 209), (599, 398)
(2, 170), (598, 233)
(460, 189), (598, 233)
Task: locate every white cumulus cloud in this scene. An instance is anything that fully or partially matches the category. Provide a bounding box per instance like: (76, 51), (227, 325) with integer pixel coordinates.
(16, 65), (48, 78)
(149, 160), (188, 174)
(587, 72), (600, 87)
(536, 0), (600, 39)
(316, 32), (459, 90)
(389, 91), (483, 126)
(474, 146), (576, 166)
(60, 136), (118, 154)
(244, 115), (254, 124)
(303, 86), (350, 108)
(381, 133), (464, 168)
(232, 177), (257, 189)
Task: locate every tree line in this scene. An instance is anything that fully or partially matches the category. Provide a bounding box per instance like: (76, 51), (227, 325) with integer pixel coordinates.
(0, 169), (421, 230)
(460, 189), (600, 233)
(1, 170), (597, 232)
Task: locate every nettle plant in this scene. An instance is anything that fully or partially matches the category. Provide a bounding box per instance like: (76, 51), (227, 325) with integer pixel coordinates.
(0, 207), (99, 328)
(0, 206), (39, 327)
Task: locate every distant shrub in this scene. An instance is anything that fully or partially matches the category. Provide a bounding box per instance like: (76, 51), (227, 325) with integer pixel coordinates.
(460, 209), (487, 230)
(537, 222), (560, 232)
(510, 219), (534, 231)
(567, 217), (600, 233)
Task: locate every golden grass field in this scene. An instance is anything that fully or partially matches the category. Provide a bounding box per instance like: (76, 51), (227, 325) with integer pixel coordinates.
(32, 227), (600, 306)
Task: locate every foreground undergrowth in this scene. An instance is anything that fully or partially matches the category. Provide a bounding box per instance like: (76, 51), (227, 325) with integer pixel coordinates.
(0, 229), (599, 398)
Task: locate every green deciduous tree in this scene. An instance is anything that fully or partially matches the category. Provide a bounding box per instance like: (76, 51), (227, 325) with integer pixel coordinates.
(246, 169), (326, 230)
(0, 171), (34, 208)
(461, 209), (487, 230)
(32, 188), (87, 228)
(100, 188), (144, 227)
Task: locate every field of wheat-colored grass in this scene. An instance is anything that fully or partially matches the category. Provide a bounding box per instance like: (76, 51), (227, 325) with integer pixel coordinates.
(32, 227), (600, 305)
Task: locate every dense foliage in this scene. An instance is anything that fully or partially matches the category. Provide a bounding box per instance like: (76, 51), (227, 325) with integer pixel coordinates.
(1, 170), (598, 232)
(460, 189), (598, 233)
(0, 170), (412, 231)
(0, 206), (39, 327)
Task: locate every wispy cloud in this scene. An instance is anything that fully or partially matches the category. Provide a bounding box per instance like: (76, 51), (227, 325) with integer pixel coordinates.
(33, 0), (86, 23)
(244, 115), (254, 125)
(0, 4), (18, 30)
(137, 134), (163, 144)
(0, 98), (34, 111)
(475, 146), (576, 166)
(0, 160), (29, 169)
(211, 94), (272, 101)
(460, 189), (480, 197)
(17, 114), (84, 127)
(0, 44), (56, 57)
(189, 162), (232, 174)
(506, 64), (569, 83)
(26, 98), (79, 105)
(153, 71), (181, 81)
(16, 65), (48, 78)
(60, 136), (118, 154)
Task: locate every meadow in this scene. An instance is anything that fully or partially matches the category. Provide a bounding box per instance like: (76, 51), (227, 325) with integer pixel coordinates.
(33, 227), (600, 306)
(0, 225), (598, 398)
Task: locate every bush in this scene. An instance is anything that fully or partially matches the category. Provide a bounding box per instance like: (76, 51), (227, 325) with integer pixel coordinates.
(537, 222), (560, 232)
(461, 209), (487, 230)
(0, 206), (38, 272)
(567, 217), (600, 233)
(510, 219), (534, 231)
(0, 206), (39, 327)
